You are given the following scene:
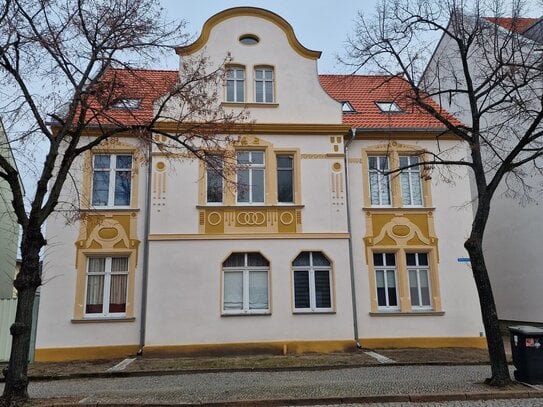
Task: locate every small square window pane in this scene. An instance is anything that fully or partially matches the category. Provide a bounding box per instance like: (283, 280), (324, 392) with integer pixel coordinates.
(385, 253), (395, 266)
(400, 157), (408, 168)
(419, 253), (429, 266)
(94, 155), (111, 169)
(379, 157), (389, 170)
(255, 70), (263, 80)
(265, 70), (273, 80)
(251, 151), (264, 164)
(368, 157), (377, 170)
(247, 253), (269, 266)
(237, 152), (250, 164)
(373, 253), (383, 267)
(236, 69), (244, 79)
(406, 253), (416, 266)
(226, 70), (234, 79)
(277, 155), (293, 169)
(116, 155), (132, 169)
(111, 257), (129, 272)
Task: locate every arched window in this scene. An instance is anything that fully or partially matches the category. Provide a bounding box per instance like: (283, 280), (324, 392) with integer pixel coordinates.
(292, 251), (333, 312)
(222, 252), (270, 314)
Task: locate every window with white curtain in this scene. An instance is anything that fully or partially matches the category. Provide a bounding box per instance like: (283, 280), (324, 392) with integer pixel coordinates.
(373, 253), (399, 310)
(399, 156), (423, 206)
(85, 256), (128, 317)
(292, 251), (333, 312)
(368, 156), (391, 206)
(222, 252), (269, 314)
(91, 154), (132, 207)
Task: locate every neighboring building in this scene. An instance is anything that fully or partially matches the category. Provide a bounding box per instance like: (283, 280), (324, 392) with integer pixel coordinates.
(421, 15), (543, 325)
(35, 7), (484, 362)
(0, 119), (19, 299)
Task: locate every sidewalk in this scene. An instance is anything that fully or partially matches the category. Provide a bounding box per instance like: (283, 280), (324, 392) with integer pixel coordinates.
(3, 347), (542, 406)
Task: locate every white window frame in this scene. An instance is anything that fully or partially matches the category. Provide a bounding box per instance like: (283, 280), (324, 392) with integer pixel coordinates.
(91, 153), (132, 208)
(254, 67), (274, 103)
(236, 151), (265, 204)
(368, 156), (391, 207)
(222, 253), (270, 315)
(374, 253), (400, 311)
(376, 101), (402, 113)
(399, 155), (424, 207)
(292, 252), (333, 313)
(226, 67), (245, 103)
(84, 256), (129, 318)
(407, 252), (433, 310)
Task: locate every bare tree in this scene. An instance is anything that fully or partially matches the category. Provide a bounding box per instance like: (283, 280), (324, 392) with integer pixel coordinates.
(0, 0), (245, 404)
(346, 0), (543, 387)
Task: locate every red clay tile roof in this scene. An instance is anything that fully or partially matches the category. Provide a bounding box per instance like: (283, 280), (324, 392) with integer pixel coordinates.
(485, 17), (538, 33)
(319, 74), (458, 129)
(84, 68), (178, 126)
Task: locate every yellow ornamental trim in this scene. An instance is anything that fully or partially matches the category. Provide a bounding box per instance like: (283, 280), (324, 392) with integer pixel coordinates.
(176, 7), (322, 60)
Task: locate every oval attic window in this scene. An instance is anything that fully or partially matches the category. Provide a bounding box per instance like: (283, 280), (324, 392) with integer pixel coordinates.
(239, 34), (259, 45)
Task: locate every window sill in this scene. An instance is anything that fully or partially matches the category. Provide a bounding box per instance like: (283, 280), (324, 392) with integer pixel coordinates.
(369, 311), (444, 317)
(197, 204), (304, 209)
(363, 207), (435, 212)
(293, 311), (336, 315)
(80, 208), (140, 212)
(71, 317), (136, 323)
(222, 102), (279, 108)
(221, 312), (271, 317)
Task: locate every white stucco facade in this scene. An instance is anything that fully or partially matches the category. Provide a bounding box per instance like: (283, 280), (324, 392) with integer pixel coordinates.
(36, 7), (485, 361)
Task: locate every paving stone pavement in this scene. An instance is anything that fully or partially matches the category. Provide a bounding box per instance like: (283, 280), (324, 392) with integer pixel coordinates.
(307, 400), (543, 406)
(0, 364), (538, 404)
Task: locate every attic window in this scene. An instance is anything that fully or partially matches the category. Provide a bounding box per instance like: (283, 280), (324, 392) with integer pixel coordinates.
(342, 101), (355, 113)
(111, 98), (141, 110)
(376, 101), (402, 113)
(239, 34), (259, 45)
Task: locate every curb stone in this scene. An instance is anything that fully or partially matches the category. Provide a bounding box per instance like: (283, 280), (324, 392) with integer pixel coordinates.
(46, 391), (543, 406)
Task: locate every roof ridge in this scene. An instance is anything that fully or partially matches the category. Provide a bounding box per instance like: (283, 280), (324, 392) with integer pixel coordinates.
(109, 68), (178, 73)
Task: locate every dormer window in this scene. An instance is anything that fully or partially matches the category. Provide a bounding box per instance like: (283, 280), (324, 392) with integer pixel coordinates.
(342, 101), (355, 113)
(239, 34), (259, 45)
(111, 98), (141, 110)
(376, 101), (402, 113)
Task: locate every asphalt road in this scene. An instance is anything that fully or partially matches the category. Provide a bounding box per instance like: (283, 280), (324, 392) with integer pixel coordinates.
(1, 364), (540, 404)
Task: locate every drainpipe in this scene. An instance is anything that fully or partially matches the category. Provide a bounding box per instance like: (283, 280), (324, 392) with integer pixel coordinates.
(344, 128), (360, 348)
(138, 137), (152, 355)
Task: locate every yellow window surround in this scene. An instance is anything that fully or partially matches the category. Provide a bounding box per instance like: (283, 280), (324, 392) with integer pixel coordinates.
(361, 141), (432, 209)
(81, 138), (141, 210)
(73, 212), (140, 320)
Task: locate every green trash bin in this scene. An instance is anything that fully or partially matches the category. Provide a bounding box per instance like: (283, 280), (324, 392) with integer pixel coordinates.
(509, 325), (543, 384)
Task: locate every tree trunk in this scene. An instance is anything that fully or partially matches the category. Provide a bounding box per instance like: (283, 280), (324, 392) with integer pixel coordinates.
(465, 236), (511, 386)
(1, 233), (43, 406)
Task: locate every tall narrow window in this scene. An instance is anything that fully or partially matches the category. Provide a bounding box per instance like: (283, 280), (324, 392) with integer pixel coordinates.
(368, 156), (391, 206)
(277, 154), (293, 203)
(92, 154), (132, 207)
(85, 256), (128, 317)
(400, 156), (423, 206)
(255, 67), (274, 103)
(374, 253), (398, 310)
(293, 251), (332, 312)
(237, 151), (265, 204)
(226, 67), (245, 102)
(407, 253), (432, 309)
(222, 252), (270, 314)
(206, 155), (223, 203)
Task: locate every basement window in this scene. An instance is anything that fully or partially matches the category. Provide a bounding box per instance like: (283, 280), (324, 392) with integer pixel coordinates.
(376, 101), (402, 113)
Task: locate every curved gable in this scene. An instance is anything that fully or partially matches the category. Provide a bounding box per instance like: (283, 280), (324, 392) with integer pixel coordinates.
(176, 7), (321, 59)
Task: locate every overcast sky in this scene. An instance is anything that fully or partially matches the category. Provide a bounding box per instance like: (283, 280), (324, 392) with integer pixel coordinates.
(160, 0), (377, 73)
